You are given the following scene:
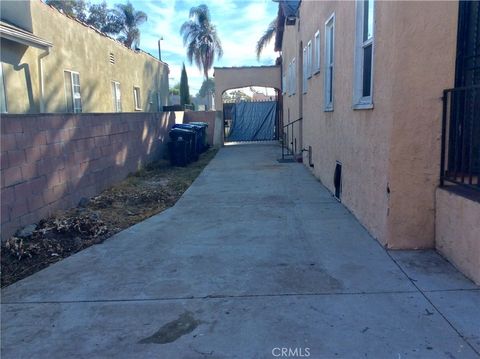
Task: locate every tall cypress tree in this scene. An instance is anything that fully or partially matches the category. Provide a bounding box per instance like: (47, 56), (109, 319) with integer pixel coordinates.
(180, 63), (190, 105)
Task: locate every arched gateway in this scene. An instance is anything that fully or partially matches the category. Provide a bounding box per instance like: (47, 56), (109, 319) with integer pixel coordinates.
(212, 66), (282, 145)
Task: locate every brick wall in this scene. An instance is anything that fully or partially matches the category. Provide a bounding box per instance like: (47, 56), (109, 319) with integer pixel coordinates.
(1, 112), (181, 240)
(184, 111), (216, 146)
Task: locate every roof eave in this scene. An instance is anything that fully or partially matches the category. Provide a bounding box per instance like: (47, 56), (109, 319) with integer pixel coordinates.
(0, 25), (53, 49)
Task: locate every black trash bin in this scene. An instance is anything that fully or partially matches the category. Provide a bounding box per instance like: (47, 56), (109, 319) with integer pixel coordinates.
(167, 139), (187, 166)
(169, 128), (196, 164)
(173, 124), (202, 157)
(188, 122), (209, 152)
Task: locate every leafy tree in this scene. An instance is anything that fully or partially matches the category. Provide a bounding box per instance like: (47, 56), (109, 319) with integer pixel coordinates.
(46, 0), (88, 21)
(180, 63), (191, 105)
(114, 2), (148, 48)
(256, 17), (278, 60)
(86, 2), (123, 35)
(180, 4), (223, 79)
(169, 83), (180, 96)
(198, 78), (214, 98)
(222, 90), (251, 103)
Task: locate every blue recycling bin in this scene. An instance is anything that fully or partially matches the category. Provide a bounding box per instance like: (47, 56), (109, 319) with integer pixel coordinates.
(188, 122), (209, 152)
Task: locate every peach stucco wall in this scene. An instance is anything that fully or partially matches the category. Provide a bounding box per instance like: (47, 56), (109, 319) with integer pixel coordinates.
(281, 1), (458, 248)
(384, 2), (458, 248)
(435, 188), (480, 285)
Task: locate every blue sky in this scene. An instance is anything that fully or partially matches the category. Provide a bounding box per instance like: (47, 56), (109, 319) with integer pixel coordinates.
(103, 0), (279, 94)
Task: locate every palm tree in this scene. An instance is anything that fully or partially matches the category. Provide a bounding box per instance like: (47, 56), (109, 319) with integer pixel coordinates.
(115, 2), (147, 48)
(180, 4), (223, 79)
(256, 17), (278, 60)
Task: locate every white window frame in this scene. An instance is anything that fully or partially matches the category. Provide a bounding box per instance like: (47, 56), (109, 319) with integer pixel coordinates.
(291, 57), (296, 95)
(133, 86), (141, 110)
(112, 81), (122, 112)
(0, 64), (7, 113)
(286, 63), (290, 96)
(353, 0), (375, 109)
(302, 47), (308, 94)
(64, 70), (82, 113)
(314, 30), (321, 74)
(307, 40), (313, 79)
(324, 13), (335, 112)
(287, 62), (291, 96)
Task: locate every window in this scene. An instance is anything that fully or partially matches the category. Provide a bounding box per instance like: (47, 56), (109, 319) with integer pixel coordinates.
(287, 63), (292, 96)
(302, 47), (308, 94)
(291, 58), (296, 95)
(353, 0), (375, 108)
(324, 14), (335, 111)
(64, 70), (82, 113)
(286, 64), (290, 96)
(112, 81), (121, 112)
(133, 86), (141, 110)
(0, 64), (7, 113)
(282, 74), (286, 95)
(307, 40), (313, 78)
(288, 61), (294, 96)
(314, 30), (321, 74)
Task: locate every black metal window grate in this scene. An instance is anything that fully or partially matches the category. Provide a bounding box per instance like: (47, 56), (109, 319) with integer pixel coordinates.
(441, 86), (480, 191)
(440, 1), (480, 194)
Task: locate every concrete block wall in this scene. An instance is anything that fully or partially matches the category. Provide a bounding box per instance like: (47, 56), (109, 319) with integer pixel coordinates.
(1, 112), (180, 240)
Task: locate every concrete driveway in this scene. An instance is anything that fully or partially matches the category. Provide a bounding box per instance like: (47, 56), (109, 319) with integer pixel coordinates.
(2, 143), (479, 358)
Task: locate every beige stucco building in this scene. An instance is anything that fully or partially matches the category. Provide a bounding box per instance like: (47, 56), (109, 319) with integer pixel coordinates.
(0, 0), (169, 114)
(276, 1), (479, 284)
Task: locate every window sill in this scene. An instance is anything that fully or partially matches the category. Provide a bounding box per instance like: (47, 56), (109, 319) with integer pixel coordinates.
(134, 108), (142, 111)
(324, 107), (334, 112)
(352, 102), (374, 110)
(440, 184), (480, 204)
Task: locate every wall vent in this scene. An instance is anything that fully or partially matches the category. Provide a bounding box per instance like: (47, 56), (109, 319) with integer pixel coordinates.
(109, 52), (115, 64)
(334, 161), (342, 200)
(308, 146), (314, 167)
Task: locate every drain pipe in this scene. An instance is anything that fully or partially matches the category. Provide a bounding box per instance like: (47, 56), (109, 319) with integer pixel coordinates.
(38, 47), (50, 113)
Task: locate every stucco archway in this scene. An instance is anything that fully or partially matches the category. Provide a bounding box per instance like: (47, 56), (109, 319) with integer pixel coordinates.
(213, 66), (281, 112)
(210, 65), (281, 146)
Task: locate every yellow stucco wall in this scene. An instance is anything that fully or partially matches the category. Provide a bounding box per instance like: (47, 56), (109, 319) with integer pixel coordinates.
(281, 1), (458, 248)
(1, 0), (169, 114)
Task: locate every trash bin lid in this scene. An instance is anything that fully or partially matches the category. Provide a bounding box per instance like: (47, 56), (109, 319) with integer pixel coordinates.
(173, 124), (202, 131)
(169, 127), (195, 139)
(188, 122), (208, 128)
(170, 127), (194, 133)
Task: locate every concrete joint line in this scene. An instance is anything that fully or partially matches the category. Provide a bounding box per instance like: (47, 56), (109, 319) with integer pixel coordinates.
(2, 289), (421, 305)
